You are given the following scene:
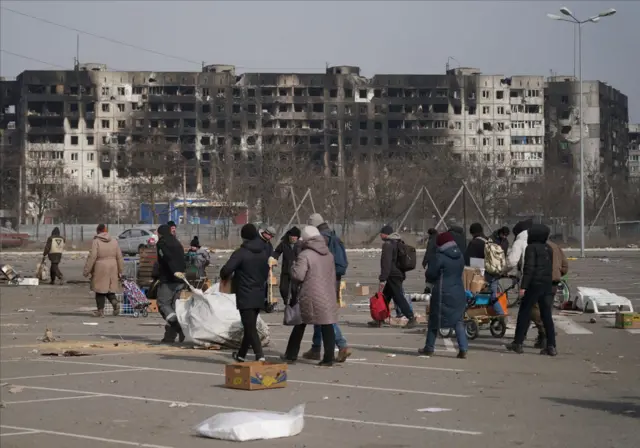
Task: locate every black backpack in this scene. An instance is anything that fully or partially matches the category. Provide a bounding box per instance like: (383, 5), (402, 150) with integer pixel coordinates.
(396, 240), (417, 272)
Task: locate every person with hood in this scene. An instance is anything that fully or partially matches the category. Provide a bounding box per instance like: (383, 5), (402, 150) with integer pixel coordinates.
(506, 224), (557, 356)
(43, 226), (65, 285)
(220, 223), (270, 362)
(421, 228), (439, 270)
(156, 224), (187, 343)
(167, 221), (177, 236)
(259, 226), (276, 257)
(83, 224), (125, 317)
(491, 226), (510, 253)
(448, 224), (467, 252)
(374, 225), (417, 328)
(419, 231), (468, 358)
(281, 226), (339, 366)
(303, 213), (351, 362)
(464, 223), (487, 268)
(185, 236), (210, 280)
(271, 226), (301, 306)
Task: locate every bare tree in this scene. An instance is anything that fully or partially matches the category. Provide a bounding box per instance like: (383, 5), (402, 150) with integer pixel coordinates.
(54, 184), (116, 224)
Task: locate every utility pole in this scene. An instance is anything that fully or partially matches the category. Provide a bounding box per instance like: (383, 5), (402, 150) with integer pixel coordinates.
(183, 163), (188, 224)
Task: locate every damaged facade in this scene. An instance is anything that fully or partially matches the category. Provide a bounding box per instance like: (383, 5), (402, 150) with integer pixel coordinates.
(4, 63), (627, 219)
(629, 124), (640, 181)
(545, 76), (629, 179)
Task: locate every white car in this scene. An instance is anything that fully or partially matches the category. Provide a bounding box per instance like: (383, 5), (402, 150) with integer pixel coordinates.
(116, 228), (155, 255)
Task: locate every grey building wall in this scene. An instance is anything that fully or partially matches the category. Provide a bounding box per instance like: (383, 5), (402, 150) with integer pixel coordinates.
(629, 123), (640, 180)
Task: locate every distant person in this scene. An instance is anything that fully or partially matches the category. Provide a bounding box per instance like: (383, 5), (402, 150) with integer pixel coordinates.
(83, 224), (124, 317)
(464, 223), (487, 268)
(167, 221), (177, 237)
(420, 231), (468, 359)
(281, 226), (339, 367)
(448, 225), (467, 252)
(43, 227), (65, 285)
(491, 226), (510, 253)
(271, 226), (301, 306)
(220, 224), (270, 362)
(421, 228), (438, 270)
(373, 225), (417, 328)
(259, 226), (276, 257)
(506, 224), (557, 356)
(304, 213), (351, 362)
(185, 236), (210, 280)
(155, 224), (187, 343)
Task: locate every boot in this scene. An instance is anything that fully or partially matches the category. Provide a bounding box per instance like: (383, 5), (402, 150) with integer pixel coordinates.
(108, 297), (120, 316)
(540, 346), (558, 357)
(336, 347), (352, 363)
(92, 309), (105, 318)
(302, 348), (321, 361)
(160, 324), (177, 343)
(418, 347), (434, 356)
(404, 317), (418, 329)
(457, 351), (468, 359)
(505, 342), (524, 354)
(533, 334), (547, 349)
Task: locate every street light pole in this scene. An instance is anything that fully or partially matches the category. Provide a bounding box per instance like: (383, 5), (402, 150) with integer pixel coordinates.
(547, 6), (616, 258)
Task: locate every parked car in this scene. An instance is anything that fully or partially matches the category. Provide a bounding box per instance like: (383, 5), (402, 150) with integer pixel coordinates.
(0, 227), (29, 249)
(116, 228), (156, 255)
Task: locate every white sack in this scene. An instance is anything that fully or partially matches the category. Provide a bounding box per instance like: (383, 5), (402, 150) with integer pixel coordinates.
(195, 404), (305, 442)
(175, 283), (270, 348)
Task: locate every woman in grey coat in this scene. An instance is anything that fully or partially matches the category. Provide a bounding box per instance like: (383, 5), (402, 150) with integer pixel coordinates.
(282, 226), (338, 366)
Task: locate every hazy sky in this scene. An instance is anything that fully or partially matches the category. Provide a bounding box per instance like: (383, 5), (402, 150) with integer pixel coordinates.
(1, 1), (638, 122)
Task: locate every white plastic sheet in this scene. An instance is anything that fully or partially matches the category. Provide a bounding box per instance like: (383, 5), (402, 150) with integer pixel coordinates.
(195, 404), (305, 442)
(175, 283), (270, 348)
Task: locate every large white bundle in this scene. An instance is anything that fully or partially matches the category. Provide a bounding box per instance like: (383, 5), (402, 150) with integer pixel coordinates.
(176, 284), (270, 348)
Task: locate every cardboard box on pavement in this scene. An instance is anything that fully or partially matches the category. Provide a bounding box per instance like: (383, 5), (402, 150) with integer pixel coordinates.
(615, 312), (640, 329)
(225, 361), (288, 391)
(356, 285), (370, 296)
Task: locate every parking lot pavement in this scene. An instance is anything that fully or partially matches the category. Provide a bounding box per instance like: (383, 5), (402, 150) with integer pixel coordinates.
(1, 251), (639, 447)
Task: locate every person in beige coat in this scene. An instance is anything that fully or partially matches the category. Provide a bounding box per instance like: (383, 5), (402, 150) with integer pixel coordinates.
(83, 224), (125, 317)
(281, 226), (338, 366)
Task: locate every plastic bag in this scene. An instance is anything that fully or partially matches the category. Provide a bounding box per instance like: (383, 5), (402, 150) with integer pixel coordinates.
(195, 404), (305, 441)
(36, 260), (50, 282)
(175, 283), (270, 348)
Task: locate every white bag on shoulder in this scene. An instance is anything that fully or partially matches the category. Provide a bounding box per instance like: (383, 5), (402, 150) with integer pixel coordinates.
(195, 404), (305, 442)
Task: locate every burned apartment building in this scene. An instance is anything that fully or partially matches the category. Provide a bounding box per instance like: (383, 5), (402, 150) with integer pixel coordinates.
(545, 76), (629, 180)
(629, 123), (640, 181)
(2, 63), (546, 216)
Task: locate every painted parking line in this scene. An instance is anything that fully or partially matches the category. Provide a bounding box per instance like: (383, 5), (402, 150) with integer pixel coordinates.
(0, 430), (41, 437)
(552, 315), (593, 335)
(0, 424), (173, 447)
(10, 385), (482, 435)
(1, 367), (146, 381)
(3, 394), (103, 405)
(31, 359), (469, 396)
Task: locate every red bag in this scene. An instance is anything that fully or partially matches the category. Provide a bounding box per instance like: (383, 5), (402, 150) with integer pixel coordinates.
(369, 292), (390, 323)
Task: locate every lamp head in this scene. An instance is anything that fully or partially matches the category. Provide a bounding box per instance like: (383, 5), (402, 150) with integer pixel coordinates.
(547, 13), (564, 20)
(560, 7), (573, 16)
(598, 8), (616, 17)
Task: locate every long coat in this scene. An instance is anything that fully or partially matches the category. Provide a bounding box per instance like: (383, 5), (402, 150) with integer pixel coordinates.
(426, 241), (467, 329)
(219, 238), (269, 310)
(291, 235), (338, 325)
(83, 233), (124, 294)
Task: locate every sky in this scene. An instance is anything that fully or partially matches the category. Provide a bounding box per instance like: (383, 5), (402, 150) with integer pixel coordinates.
(1, 1), (638, 122)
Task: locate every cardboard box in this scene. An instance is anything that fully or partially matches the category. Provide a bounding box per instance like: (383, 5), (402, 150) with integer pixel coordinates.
(225, 361), (288, 391)
(615, 312), (640, 329)
(147, 299), (158, 313)
(356, 285), (370, 296)
(220, 279), (233, 294)
(469, 274), (486, 294)
(463, 267), (481, 291)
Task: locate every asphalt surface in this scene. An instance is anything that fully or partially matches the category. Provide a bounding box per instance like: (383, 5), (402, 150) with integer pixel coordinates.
(1, 251), (639, 447)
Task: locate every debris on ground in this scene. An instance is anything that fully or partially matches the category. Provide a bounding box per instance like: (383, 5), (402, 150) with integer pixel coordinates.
(41, 350), (92, 357)
(40, 328), (55, 342)
(8, 386), (24, 394)
(592, 369), (617, 375)
(30, 349), (39, 354)
(169, 402), (188, 408)
(0, 402), (5, 408)
(386, 354), (397, 358)
(82, 322), (99, 326)
(17, 308), (35, 313)
(598, 258), (611, 263)
(589, 318), (597, 324)
(417, 407), (452, 413)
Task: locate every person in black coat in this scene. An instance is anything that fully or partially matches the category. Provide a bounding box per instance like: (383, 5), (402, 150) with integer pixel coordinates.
(421, 228), (438, 269)
(220, 223), (270, 362)
(156, 224), (187, 343)
(506, 224), (557, 356)
(491, 226), (510, 253)
(271, 226), (301, 306)
(448, 225), (467, 252)
(464, 223), (486, 267)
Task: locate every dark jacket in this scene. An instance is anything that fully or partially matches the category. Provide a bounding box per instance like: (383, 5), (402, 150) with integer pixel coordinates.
(156, 228), (186, 283)
(449, 226), (467, 252)
(426, 241), (467, 329)
(490, 229), (509, 253)
(521, 224), (553, 294)
(464, 235), (487, 266)
(273, 234), (297, 276)
(422, 231), (438, 269)
(379, 233), (405, 282)
(220, 238), (270, 310)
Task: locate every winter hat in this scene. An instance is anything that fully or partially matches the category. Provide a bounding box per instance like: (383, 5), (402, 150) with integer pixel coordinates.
(240, 223), (258, 241)
(469, 223), (483, 236)
(190, 236), (200, 247)
(51, 227), (60, 237)
(301, 225), (321, 241)
(523, 218), (534, 230)
(380, 225), (393, 235)
(288, 226), (301, 238)
(308, 213), (324, 228)
(436, 232), (455, 247)
(167, 220), (176, 228)
(263, 226), (276, 237)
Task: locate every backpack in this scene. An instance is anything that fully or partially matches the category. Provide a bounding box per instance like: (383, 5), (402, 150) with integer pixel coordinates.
(395, 240), (417, 272)
(369, 292), (390, 323)
(325, 231), (348, 277)
(483, 237), (506, 275)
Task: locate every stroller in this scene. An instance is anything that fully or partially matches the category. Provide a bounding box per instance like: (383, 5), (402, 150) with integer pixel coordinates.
(122, 278), (151, 318)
